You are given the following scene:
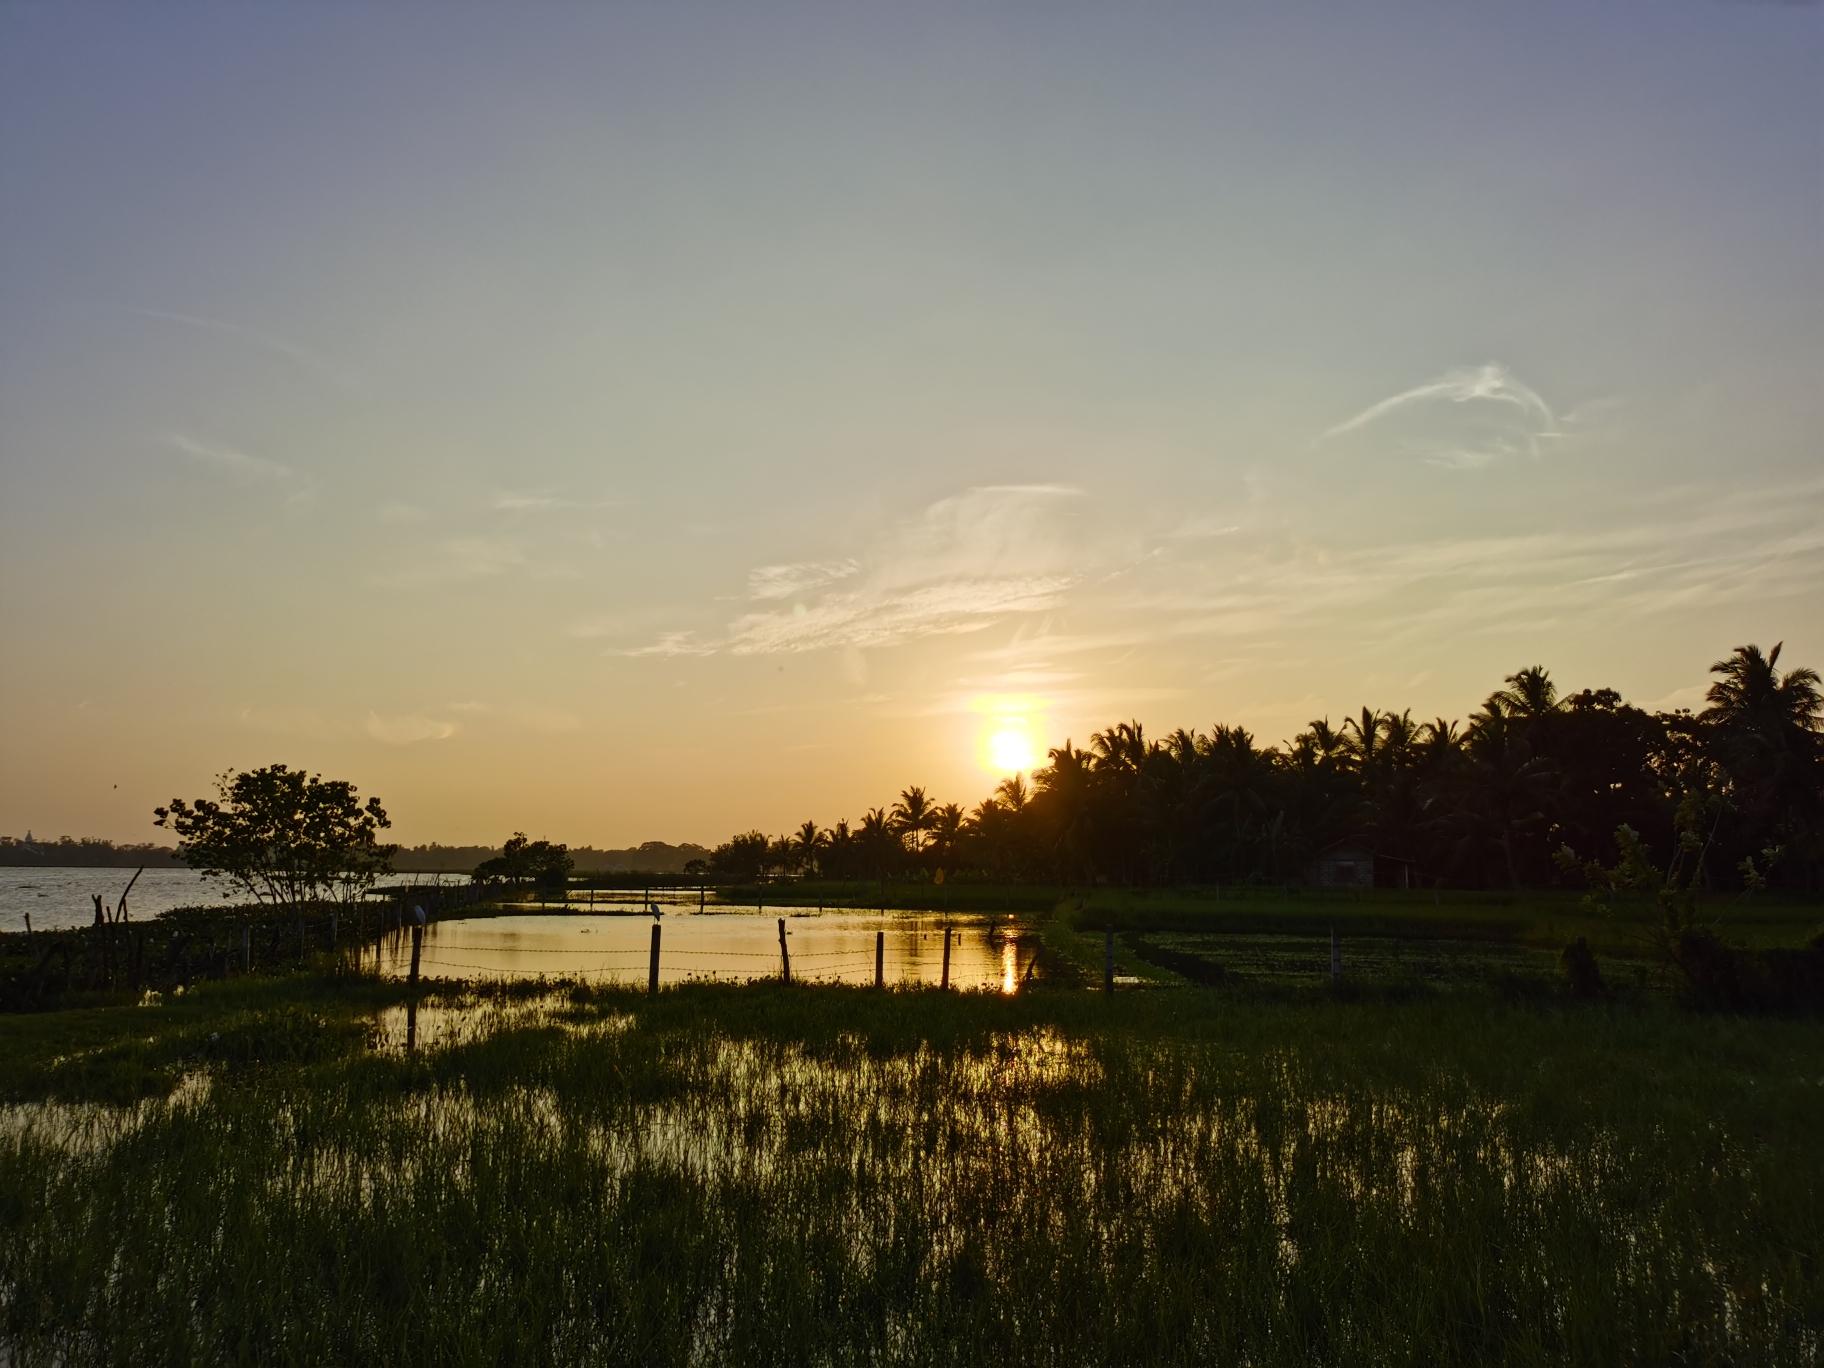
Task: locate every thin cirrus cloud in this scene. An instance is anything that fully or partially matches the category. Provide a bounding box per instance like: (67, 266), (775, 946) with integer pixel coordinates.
(746, 559), (861, 601)
(365, 712), (457, 745)
(1319, 363), (1560, 469)
(620, 485), (1085, 658)
(1126, 478), (1824, 648)
(370, 536), (527, 588)
(124, 308), (353, 389)
(164, 433), (297, 484)
(491, 491), (620, 512)
(929, 477), (1824, 702)
(727, 575), (1077, 654)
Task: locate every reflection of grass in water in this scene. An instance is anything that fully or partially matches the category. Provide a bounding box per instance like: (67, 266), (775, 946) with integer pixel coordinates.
(2, 978), (1821, 1363)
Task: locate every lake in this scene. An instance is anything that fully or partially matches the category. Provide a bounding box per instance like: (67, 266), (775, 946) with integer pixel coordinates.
(0, 867), (238, 932)
(369, 909), (1033, 991)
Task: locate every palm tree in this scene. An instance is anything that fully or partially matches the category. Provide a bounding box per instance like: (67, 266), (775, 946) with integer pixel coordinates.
(1034, 742), (1095, 883)
(889, 786), (935, 854)
(1702, 643), (1823, 863)
(1441, 719), (1557, 888)
(1488, 666), (1560, 720)
(1418, 719), (1462, 768)
(994, 774), (1030, 812)
(857, 808), (898, 879)
(823, 818), (855, 881)
(965, 797), (1020, 880)
(928, 803), (965, 867)
(1091, 721), (1150, 774)
(790, 821), (827, 877)
(1705, 643), (1822, 736)
(1341, 709), (1384, 771)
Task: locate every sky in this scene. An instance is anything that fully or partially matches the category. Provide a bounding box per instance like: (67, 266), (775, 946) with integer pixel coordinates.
(1, 1), (1819, 848)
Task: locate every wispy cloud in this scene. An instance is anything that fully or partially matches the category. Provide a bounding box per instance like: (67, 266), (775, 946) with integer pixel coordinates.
(1320, 363), (1559, 468)
(491, 490), (619, 513)
(1125, 481), (1824, 648)
(621, 631), (718, 658)
(371, 536), (526, 588)
(165, 433), (296, 483)
(747, 560), (860, 601)
(124, 308), (352, 388)
(625, 485), (1087, 657)
(366, 712), (457, 744)
(921, 477), (1824, 709)
(728, 575), (1075, 653)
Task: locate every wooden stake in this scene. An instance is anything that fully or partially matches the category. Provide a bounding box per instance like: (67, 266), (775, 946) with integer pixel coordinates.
(648, 920), (662, 995)
(875, 929), (884, 988)
(778, 918), (791, 984)
(941, 927), (951, 990)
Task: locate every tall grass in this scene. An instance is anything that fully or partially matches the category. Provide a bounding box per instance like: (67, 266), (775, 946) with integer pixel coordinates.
(2, 981), (1820, 1364)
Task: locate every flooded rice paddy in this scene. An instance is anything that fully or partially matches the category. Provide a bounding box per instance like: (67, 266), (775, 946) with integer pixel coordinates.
(370, 909), (1033, 991)
(4, 984), (1818, 1364)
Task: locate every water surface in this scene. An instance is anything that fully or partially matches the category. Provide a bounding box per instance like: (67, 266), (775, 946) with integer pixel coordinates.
(370, 910), (1031, 991)
(0, 867), (237, 933)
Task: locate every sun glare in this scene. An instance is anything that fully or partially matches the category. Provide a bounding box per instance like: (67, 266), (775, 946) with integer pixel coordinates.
(973, 694), (1048, 775)
(987, 727), (1035, 773)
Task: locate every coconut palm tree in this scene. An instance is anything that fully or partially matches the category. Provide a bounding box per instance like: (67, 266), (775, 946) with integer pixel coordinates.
(1440, 716), (1557, 887)
(964, 797), (1021, 880)
(1034, 742), (1096, 883)
(1091, 721), (1150, 775)
(889, 786), (935, 854)
(790, 821), (827, 877)
(928, 803), (965, 867)
(857, 808), (898, 879)
(1341, 709), (1385, 772)
(1489, 666), (1560, 720)
(1705, 643), (1822, 739)
(1702, 643), (1823, 867)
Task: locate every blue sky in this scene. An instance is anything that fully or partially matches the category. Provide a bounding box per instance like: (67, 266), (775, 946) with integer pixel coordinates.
(2, 1), (1819, 845)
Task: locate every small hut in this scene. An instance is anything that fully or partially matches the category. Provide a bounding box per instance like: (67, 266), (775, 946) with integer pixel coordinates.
(1309, 840), (1375, 889)
(1308, 839), (1416, 889)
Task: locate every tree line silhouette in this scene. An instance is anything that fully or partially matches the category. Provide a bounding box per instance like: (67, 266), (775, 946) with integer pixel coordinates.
(706, 644), (1823, 892)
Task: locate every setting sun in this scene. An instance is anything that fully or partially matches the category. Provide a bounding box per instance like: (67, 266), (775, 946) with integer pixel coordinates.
(972, 694), (1048, 775)
(987, 728), (1035, 773)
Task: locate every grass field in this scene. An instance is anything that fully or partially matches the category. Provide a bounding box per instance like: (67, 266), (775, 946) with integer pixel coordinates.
(2, 968), (1821, 1365)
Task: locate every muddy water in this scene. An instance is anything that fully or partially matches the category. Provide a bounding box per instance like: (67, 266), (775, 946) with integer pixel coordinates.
(368, 911), (1033, 992)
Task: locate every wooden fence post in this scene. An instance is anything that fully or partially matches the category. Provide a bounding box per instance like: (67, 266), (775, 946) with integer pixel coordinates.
(941, 927), (951, 990)
(875, 930), (884, 989)
(1104, 929), (1114, 995)
(648, 920), (662, 995)
(778, 918), (790, 984)
(409, 907), (424, 987)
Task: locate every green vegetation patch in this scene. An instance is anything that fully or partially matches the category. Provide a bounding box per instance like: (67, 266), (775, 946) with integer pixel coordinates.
(2, 977), (1821, 1364)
